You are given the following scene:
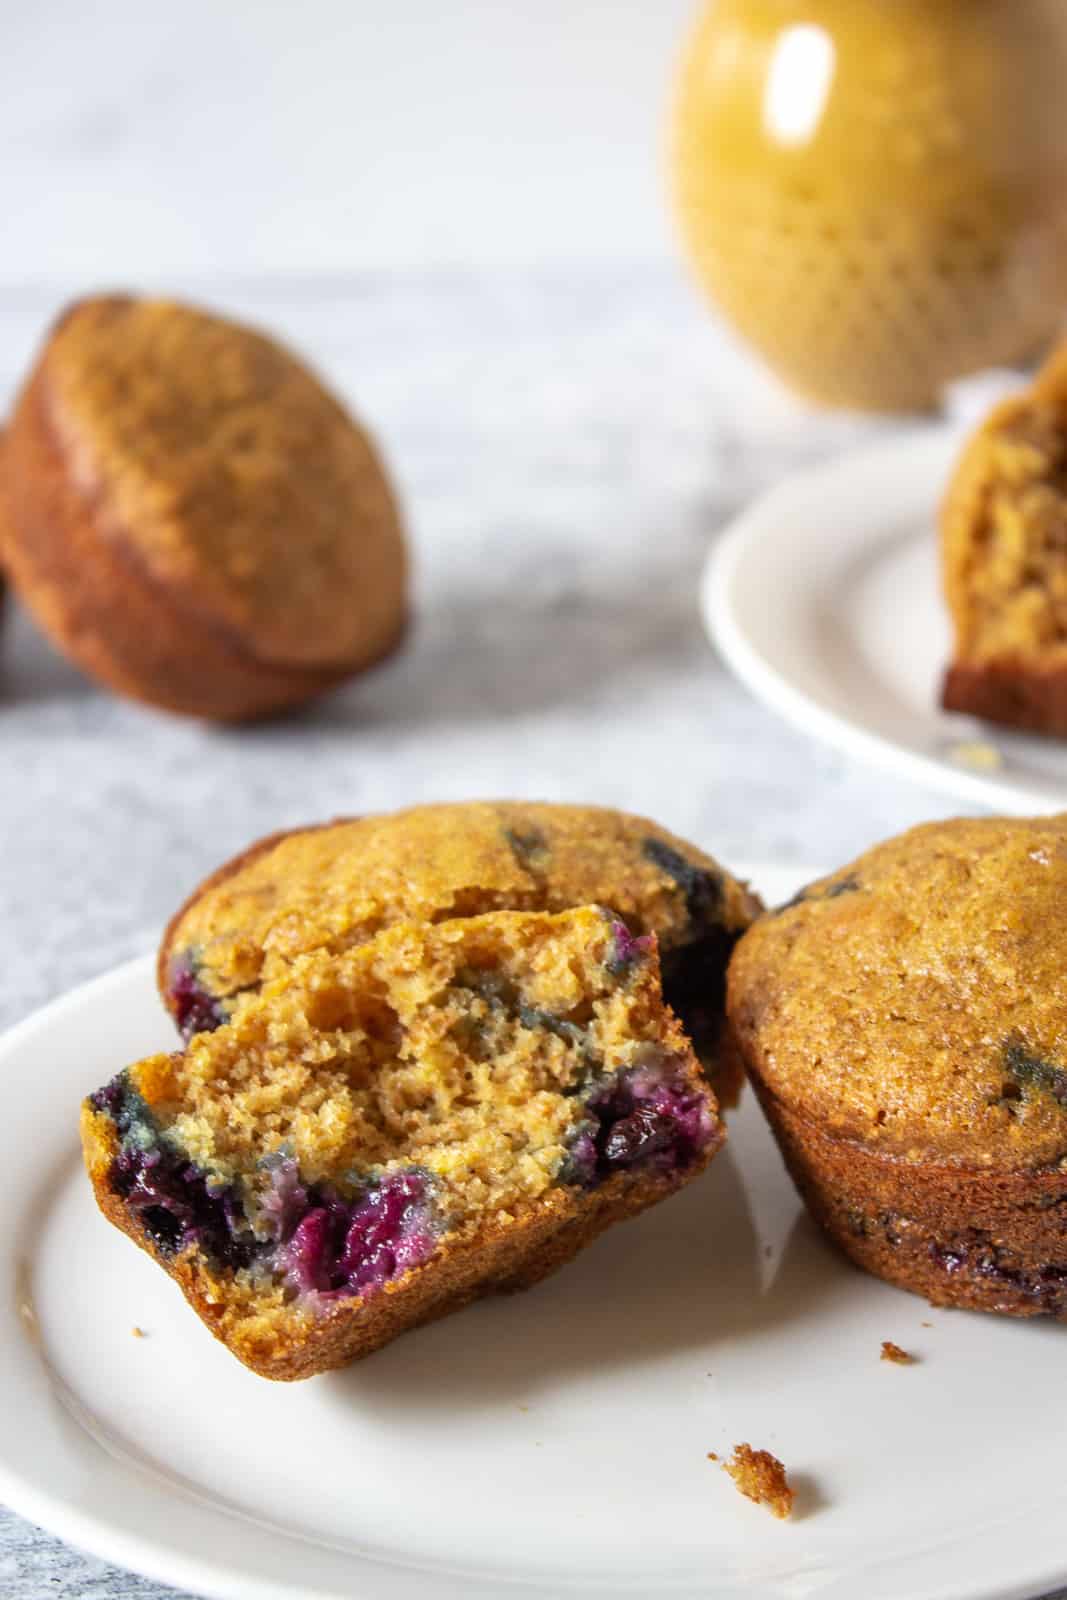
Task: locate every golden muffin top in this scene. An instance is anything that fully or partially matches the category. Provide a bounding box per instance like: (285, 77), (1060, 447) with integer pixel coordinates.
(35, 295), (406, 669)
(728, 815), (1067, 1172)
(161, 801), (761, 1051)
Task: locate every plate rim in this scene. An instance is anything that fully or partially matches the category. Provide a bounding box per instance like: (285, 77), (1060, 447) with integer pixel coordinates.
(701, 426), (1067, 818)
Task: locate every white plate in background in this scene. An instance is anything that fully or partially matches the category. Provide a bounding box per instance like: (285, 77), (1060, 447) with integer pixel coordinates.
(1, 862), (1066, 1600)
(703, 427), (1067, 816)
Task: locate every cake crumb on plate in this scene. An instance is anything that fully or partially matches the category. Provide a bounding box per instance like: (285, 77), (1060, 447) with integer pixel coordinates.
(881, 1340), (916, 1365)
(945, 739), (1003, 773)
(723, 1444), (794, 1520)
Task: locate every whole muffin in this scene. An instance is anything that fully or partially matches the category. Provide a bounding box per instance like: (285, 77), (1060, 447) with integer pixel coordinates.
(1, 296), (407, 720)
(942, 343), (1067, 735)
(159, 801), (761, 1100)
(727, 815), (1067, 1318)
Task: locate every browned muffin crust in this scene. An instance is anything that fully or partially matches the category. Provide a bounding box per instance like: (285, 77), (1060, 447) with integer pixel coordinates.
(744, 1079), (1067, 1317)
(1, 296), (408, 720)
(727, 816), (1067, 1319)
(156, 821), (330, 1001)
(942, 659), (1067, 736)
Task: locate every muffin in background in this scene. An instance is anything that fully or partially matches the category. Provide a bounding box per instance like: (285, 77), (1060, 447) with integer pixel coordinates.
(942, 343), (1067, 735)
(1, 296), (408, 720)
(727, 815), (1067, 1319)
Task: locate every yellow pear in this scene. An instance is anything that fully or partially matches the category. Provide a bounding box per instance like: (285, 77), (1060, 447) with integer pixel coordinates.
(673, 0), (1067, 411)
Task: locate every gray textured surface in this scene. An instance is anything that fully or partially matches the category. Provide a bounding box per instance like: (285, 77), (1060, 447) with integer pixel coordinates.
(0, 270), (1057, 1599)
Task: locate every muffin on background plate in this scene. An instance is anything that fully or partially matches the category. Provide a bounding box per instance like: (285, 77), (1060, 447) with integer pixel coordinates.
(942, 343), (1067, 736)
(727, 814), (1067, 1319)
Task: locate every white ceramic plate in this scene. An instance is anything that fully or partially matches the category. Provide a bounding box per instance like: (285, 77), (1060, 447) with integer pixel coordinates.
(703, 427), (1067, 815)
(2, 862), (1066, 1600)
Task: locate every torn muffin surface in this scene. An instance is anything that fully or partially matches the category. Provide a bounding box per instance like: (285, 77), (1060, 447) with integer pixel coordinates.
(84, 906), (722, 1378)
(158, 803), (761, 1107)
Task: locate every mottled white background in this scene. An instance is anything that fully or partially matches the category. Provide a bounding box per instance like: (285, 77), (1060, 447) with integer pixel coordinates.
(0, 5), (1055, 1598)
(3, 0), (693, 284)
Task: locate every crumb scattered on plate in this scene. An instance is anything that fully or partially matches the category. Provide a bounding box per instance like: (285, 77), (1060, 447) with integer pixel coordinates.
(881, 1340), (916, 1365)
(921, 1320), (933, 1328)
(723, 1443), (794, 1520)
(707, 1451), (718, 1462)
(945, 739), (1002, 773)
(131, 1326), (147, 1339)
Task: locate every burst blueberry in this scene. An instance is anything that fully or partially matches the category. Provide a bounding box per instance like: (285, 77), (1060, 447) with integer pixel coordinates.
(564, 1055), (716, 1186)
(280, 1169), (439, 1300)
(605, 918), (654, 977)
(168, 952), (227, 1040)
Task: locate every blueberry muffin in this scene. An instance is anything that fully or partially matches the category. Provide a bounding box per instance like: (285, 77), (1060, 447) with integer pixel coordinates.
(1, 296), (407, 720)
(159, 802), (762, 1101)
(942, 343), (1067, 734)
(727, 815), (1067, 1318)
(84, 906), (722, 1379)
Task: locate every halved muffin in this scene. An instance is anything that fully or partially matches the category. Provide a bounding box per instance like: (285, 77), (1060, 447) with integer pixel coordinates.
(942, 345), (1067, 734)
(84, 906), (722, 1379)
(727, 816), (1067, 1319)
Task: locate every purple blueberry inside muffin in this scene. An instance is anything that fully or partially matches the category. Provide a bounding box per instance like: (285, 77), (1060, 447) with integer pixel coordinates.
(90, 1073), (441, 1294)
(563, 1054), (716, 1186)
(91, 1034), (714, 1298)
(605, 918), (655, 977)
(168, 953), (227, 1040)
(276, 1166), (439, 1300)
